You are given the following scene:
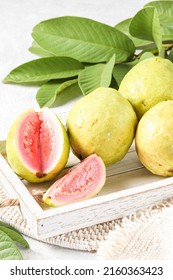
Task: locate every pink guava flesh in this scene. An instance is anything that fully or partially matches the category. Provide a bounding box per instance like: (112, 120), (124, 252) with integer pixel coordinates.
(43, 154), (106, 206)
(18, 109), (60, 177)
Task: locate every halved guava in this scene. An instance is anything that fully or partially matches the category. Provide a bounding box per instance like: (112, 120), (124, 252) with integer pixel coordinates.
(43, 154), (106, 206)
(6, 107), (70, 183)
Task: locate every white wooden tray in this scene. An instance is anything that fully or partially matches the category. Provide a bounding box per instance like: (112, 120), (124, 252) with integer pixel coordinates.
(1, 139), (173, 239)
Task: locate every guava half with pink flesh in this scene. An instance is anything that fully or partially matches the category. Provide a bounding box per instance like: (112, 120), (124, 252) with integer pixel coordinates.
(6, 107), (70, 183)
(43, 154), (106, 206)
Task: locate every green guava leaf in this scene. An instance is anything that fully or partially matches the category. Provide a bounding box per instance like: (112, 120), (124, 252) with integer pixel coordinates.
(114, 18), (154, 49)
(48, 82), (82, 108)
(36, 78), (78, 108)
(0, 230), (23, 260)
(29, 41), (54, 57)
(79, 64), (107, 95)
(129, 7), (163, 56)
(145, 1), (173, 41)
(116, 2), (173, 45)
(32, 16), (135, 63)
(0, 226), (29, 248)
(78, 54), (115, 95)
(0, 221), (20, 233)
(113, 60), (138, 87)
(3, 57), (84, 83)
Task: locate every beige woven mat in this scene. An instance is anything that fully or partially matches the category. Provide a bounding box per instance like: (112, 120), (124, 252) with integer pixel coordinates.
(1, 182), (173, 259)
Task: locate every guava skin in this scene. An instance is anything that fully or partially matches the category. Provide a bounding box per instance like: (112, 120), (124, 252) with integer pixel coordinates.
(6, 108), (70, 183)
(119, 57), (173, 120)
(67, 87), (137, 166)
(135, 100), (173, 176)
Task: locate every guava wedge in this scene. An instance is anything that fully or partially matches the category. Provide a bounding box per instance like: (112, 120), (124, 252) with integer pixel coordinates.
(43, 154), (106, 206)
(6, 107), (70, 183)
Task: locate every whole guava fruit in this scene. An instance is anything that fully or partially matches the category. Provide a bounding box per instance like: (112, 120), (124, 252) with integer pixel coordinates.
(119, 57), (173, 120)
(6, 107), (70, 183)
(66, 87), (137, 166)
(135, 100), (173, 176)
(43, 154), (106, 206)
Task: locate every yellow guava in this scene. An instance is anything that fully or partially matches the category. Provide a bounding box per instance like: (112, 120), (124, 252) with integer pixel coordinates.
(135, 100), (173, 176)
(119, 57), (173, 120)
(67, 87), (137, 166)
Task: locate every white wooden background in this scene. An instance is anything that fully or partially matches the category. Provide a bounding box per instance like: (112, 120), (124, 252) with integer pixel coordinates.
(0, 0), (149, 260)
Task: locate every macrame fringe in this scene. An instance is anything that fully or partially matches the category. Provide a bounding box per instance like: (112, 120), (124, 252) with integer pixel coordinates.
(97, 197), (173, 259)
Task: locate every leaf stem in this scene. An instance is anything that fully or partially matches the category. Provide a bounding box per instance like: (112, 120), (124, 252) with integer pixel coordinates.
(159, 46), (165, 58)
